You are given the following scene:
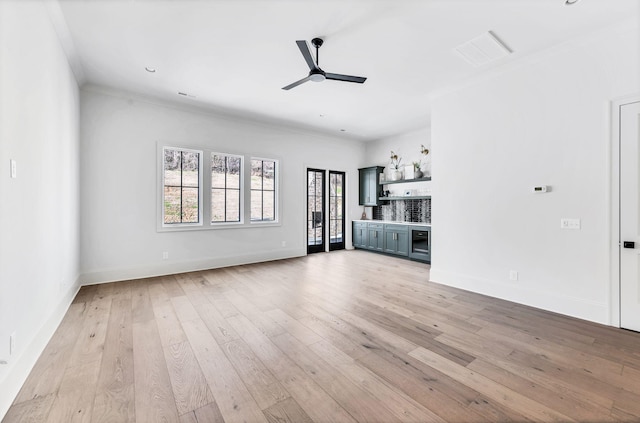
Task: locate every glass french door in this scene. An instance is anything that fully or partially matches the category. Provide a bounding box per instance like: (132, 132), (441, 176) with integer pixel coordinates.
(307, 169), (346, 254)
(329, 171), (345, 251)
(307, 169), (325, 254)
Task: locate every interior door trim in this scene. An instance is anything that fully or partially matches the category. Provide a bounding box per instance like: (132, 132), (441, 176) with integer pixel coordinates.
(610, 94), (640, 328)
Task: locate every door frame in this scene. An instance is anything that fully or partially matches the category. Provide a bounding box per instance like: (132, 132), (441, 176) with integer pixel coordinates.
(303, 165), (350, 254)
(307, 168), (326, 254)
(610, 94), (640, 328)
(328, 170), (346, 251)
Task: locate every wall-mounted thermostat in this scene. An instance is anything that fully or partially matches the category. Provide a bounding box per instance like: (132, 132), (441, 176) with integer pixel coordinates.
(532, 185), (549, 193)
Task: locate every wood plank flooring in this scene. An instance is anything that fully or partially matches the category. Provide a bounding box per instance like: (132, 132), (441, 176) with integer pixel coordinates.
(5, 250), (640, 422)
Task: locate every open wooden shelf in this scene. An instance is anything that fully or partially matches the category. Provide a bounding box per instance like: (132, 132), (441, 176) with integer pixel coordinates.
(379, 196), (431, 201)
(381, 177), (431, 185)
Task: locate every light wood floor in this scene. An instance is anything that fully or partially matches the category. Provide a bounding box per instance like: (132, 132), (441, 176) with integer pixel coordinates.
(4, 250), (640, 423)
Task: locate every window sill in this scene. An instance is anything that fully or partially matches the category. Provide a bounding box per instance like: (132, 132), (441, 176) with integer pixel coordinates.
(157, 220), (280, 232)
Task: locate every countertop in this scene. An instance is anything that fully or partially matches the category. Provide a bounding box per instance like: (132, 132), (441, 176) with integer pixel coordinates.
(353, 219), (431, 227)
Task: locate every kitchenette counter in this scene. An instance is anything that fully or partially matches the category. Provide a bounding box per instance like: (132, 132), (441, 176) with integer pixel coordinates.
(353, 219), (431, 227)
(352, 220), (431, 263)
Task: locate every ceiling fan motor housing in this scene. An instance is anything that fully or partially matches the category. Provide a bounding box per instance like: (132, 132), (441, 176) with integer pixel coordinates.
(309, 68), (326, 82)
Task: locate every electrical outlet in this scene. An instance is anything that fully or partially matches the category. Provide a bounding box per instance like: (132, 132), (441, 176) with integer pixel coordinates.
(281, 241), (287, 247)
(162, 252), (169, 260)
(509, 270), (519, 281)
(10, 159), (17, 178)
(560, 218), (580, 229)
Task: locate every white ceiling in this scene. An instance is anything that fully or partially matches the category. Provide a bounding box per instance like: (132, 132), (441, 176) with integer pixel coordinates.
(53, 0), (637, 141)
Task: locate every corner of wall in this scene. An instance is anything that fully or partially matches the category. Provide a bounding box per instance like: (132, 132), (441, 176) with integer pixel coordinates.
(0, 280), (80, 421)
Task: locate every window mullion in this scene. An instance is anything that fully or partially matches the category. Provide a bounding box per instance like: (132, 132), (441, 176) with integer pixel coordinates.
(180, 151), (184, 223)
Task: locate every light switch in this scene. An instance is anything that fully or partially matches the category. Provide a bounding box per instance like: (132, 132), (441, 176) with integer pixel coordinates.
(10, 160), (16, 178)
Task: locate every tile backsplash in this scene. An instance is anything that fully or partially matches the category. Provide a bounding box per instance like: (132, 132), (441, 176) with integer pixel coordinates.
(373, 198), (431, 223)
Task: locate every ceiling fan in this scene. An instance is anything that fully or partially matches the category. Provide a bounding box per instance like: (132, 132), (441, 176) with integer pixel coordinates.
(282, 38), (367, 90)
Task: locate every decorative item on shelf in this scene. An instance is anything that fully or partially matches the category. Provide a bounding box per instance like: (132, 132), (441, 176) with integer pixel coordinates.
(361, 207), (367, 220)
(403, 164), (415, 180)
(389, 150), (403, 181)
(413, 161), (423, 179)
(420, 144), (431, 177)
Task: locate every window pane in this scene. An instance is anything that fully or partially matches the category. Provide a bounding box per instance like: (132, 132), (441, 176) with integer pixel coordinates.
(251, 160), (262, 190)
(211, 188), (225, 222)
(164, 150), (181, 186)
(251, 191), (262, 221)
(336, 198), (343, 219)
(330, 197), (336, 219)
(228, 157), (241, 189)
(164, 186), (181, 224)
(263, 191), (275, 220)
(330, 220), (338, 240)
(181, 187), (199, 223)
(263, 160), (275, 190)
(226, 189), (240, 222)
(211, 154), (225, 188)
(182, 152), (199, 187)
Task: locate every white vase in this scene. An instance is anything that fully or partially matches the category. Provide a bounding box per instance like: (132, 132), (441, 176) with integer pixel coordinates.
(421, 161), (431, 177)
(391, 170), (402, 181)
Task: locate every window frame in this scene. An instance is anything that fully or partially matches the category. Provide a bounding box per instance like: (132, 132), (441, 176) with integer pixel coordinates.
(250, 157), (279, 224)
(157, 144), (280, 232)
(211, 152), (244, 225)
(161, 146), (204, 228)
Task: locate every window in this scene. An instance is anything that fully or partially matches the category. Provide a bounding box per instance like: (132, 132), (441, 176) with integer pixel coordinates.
(211, 153), (243, 223)
(163, 147), (201, 225)
(160, 147), (278, 230)
(251, 158), (277, 222)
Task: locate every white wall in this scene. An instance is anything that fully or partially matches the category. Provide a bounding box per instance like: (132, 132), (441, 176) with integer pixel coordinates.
(430, 19), (639, 324)
(0, 0), (81, 417)
(365, 127), (431, 169)
(80, 87), (366, 284)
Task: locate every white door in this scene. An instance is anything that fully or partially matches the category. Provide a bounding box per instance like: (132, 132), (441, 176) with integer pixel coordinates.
(620, 101), (640, 332)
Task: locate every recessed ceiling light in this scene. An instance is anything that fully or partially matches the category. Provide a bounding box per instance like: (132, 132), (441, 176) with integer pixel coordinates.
(564, 0), (581, 5)
(340, 129), (346, 132)
(145, 67), (156, 73)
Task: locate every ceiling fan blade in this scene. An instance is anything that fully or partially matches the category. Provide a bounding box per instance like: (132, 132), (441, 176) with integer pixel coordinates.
(282, 76), (312, 90)
(296, 40), (319, 71)
(325, 73), (367, 84)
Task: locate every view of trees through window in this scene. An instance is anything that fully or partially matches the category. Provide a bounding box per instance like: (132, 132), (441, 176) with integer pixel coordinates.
(164, 148), (200, 224)
(251, 159), (276, 221)
(162, 148), (276, 227)
(211, 154), (242, 223)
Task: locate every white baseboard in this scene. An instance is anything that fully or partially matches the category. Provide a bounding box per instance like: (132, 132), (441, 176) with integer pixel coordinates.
(80, 248), (305, 285)
(0, 278), (80, 421)
(429, 267), (609, 325)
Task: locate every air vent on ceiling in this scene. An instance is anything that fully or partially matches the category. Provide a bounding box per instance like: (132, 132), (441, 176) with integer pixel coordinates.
(454, 31), (512, 67)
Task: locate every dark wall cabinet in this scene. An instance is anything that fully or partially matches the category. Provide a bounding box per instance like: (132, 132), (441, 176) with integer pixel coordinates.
(358, 166), (385, 206)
